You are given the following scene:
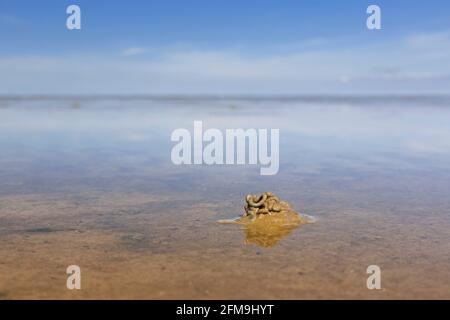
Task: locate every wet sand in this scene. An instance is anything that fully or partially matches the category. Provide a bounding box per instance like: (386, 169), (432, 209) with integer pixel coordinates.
(0, 97), (449, 299)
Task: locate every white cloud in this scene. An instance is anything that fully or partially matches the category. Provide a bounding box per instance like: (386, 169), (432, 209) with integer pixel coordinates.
(406, 31), (450, 48)
(0, 14), (25, 26)
(407, 140), (450, 154)
(1, 31), (450, 95)
(121, 47), (150, 57)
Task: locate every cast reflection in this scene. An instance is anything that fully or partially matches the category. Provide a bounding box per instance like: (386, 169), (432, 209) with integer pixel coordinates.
(241, 212), (314, 248)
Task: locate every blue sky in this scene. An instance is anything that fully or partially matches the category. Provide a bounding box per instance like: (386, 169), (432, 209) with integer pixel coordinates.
(1, 0), (450, 94)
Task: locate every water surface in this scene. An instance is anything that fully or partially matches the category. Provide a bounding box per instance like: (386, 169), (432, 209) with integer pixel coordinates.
(0, 96), (449, 299)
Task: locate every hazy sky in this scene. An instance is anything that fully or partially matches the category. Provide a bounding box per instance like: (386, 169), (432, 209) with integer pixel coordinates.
(1, 0), (450, 95)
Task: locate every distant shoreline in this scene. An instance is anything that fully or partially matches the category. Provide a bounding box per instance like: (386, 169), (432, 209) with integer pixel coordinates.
(1, 94), (450, 102)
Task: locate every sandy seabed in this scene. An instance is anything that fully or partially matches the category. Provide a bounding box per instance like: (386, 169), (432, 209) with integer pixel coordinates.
(0, 97), (449, 299)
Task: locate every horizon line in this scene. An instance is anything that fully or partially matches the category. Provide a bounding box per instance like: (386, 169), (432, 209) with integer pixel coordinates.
(1, 94), (450, 101)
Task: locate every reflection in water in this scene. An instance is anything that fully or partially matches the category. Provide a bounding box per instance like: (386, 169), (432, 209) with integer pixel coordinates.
(241, 212), (314, 248)
(0, 97), (450, 299)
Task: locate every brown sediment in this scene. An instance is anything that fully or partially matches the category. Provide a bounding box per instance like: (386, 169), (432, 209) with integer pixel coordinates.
(0, 189), (450, 299)
(218, 192), (315, 247)
(2, 99), (450, 299)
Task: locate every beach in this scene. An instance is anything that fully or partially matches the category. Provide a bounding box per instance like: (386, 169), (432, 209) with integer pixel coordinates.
(0, 96), (449, 299)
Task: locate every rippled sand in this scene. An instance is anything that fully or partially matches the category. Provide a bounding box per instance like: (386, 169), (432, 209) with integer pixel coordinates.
(0, 97), (449, 299)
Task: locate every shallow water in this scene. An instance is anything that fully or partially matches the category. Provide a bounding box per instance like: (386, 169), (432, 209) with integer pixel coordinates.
(0, 96), (449, 299)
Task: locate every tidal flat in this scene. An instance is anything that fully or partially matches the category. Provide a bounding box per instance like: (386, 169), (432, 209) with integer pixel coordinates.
(0, 96), (449, 299)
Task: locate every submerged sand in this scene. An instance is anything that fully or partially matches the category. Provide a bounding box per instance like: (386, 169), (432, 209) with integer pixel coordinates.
(0, 97), (449, 299)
